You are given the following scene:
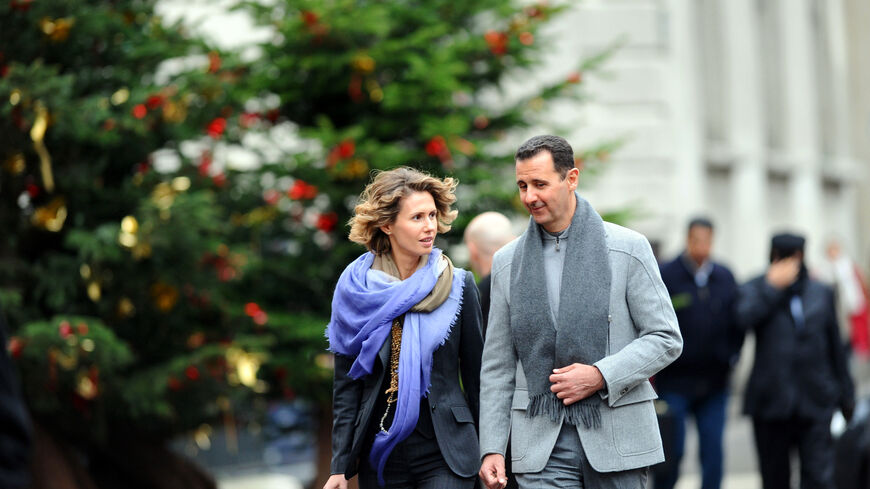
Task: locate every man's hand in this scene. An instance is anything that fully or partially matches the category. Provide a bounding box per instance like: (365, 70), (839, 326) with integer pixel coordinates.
(479, 453), (508, 489)
(323, 474), (348, 489)
(766, 256), (801, 289)
(549, 363), (605, 405)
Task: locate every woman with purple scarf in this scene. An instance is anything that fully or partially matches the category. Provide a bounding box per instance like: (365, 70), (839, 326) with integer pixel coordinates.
(324, 167), (483, 489)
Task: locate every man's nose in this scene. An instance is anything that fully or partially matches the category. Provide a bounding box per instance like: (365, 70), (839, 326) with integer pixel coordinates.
(523, 189), (537, 204)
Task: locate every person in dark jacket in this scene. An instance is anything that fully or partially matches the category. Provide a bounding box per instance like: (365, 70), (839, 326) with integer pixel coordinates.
(0, 305), (32, 489)
(737, 233), (854, 489)
(654, 218), (741, 489)
(324, 167), (483, 489)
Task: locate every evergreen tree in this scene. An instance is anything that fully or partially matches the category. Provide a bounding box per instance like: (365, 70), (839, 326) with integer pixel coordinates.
(1, 0), (618, 485)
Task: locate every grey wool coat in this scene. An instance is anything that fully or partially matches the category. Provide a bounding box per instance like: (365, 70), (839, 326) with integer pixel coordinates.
(479, 220), (683, 474)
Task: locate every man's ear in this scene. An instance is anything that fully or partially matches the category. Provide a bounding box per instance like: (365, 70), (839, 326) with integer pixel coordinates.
(566, 167), (580, 190)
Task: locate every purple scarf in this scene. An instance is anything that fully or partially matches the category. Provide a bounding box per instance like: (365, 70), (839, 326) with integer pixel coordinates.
(326, 248), (465, 485)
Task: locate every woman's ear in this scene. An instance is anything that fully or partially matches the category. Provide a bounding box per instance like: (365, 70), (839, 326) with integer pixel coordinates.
(380, 224), (392, 236)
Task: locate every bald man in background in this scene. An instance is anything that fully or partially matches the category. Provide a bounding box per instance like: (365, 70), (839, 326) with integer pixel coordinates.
(465, 212), (516, 334)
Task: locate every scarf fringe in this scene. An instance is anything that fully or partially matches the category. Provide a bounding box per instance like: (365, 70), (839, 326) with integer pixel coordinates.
(424, 280), (465, 397)
(527, 392), (601, 429)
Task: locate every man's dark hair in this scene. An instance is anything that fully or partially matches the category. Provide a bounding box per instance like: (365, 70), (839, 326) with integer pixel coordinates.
(687, 217), (714, 234)
(515, 135), (575, 178)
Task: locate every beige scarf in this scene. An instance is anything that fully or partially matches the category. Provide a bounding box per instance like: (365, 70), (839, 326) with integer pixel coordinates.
(372, 252), (454, 312)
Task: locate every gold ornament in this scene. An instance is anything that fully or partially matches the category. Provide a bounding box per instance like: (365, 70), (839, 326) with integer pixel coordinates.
(171, 176), (191, 192)
(117, 297), (135, 318)
(76, 370), (98, 400)
(151, 182), (176, 210)
(31, 102), (55, 193)
(3, 153), (25, 175)
(32, 196), (67, 232)
(87, 282), (101, 302)
(110, 88), (130, 106)
(194, 424), (213, 450)
(9, 89), (21, 106)
(119, 215), (139, 248)
(162, 101), (187, 123)
(150, 282), (179, 312)
(131, 243), (152, 260)
(40, 17), (75, 42)
(351, 53), (376, 74)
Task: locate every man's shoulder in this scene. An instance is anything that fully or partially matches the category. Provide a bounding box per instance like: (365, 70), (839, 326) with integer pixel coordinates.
(603, 221), (649, 254)
(710, 261), (736, 280)
(806, 278), (835, 297)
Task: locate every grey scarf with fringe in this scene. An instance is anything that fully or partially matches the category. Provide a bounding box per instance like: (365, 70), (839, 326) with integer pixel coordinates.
(510, 192), (611, 429)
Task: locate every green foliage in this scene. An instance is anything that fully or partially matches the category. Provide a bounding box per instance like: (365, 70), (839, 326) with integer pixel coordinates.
(0, 0), (623, 450)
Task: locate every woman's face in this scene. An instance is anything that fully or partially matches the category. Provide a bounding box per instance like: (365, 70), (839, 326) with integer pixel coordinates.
(381, 191), (437, 263)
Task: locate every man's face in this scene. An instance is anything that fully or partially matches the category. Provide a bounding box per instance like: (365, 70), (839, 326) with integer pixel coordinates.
(515, 151), (578, 233)
(686, 225), (712, 266)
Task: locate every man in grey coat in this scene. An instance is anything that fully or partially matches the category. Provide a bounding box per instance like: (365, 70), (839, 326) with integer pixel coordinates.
(478, 135), (683, 489)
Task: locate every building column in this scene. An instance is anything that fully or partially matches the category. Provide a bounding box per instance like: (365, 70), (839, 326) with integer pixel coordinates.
(721, 0), (768, 278)
(779, 0), (825, 262)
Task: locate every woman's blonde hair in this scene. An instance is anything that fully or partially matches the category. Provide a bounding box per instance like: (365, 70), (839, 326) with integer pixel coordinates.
(349, 167), (458, 254)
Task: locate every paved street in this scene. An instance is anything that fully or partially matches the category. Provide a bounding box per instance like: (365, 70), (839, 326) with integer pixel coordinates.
(672, 337), (870, 489)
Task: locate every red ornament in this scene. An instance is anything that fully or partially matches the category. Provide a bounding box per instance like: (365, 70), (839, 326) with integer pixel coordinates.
(274, 367), (287, 380)
(26, 183), (40, 198)
(145, 94), (165, 110)
(77, 322), (89, 335)
(0, 65), (8, 78)
(253, 311), (268, 325)
(59, 321), (73, 338)
(484, 30), (509, 56)
(207, 51), (222, 73)
(316, 212), (338, 233)
(7, 337), (23, 358)
(244, 302), (261, 317)
(288, 180), (317, 200)
(206, 117), (227, 139)
(9, 0), (32, 12)
(519, 32), (534, 46)
(566, 71), (582, 84)
(132, 104), (147, 119)
(348, 74), (364, 102)
(337, 140), (355, 158)
(425, 136), (448, 157)
(263, 189), (281, 205)
(185, 365), (200, 381)
(212, 172), (227, 188)
(135, 161), (150, 175)
(301, 10), (319, 27)
(167, 376), (182, 391)
(102, 118), (116, 131)
(240, 112), (259, 128)
(198, 150), (212, 176)
(265, 109), (280, 123)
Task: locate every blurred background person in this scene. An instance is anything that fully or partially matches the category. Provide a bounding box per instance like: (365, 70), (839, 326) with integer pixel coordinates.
(736, 233), (854, 489)
(464, 211), (515, 333)
(654, 218), (741, 489)
(324, 168), (483, 489)
(0, 305), (32, 489)
(819, 238), (870, 360)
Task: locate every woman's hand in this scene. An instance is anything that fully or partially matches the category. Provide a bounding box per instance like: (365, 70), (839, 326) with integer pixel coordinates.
(323, 474), (348, 489)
